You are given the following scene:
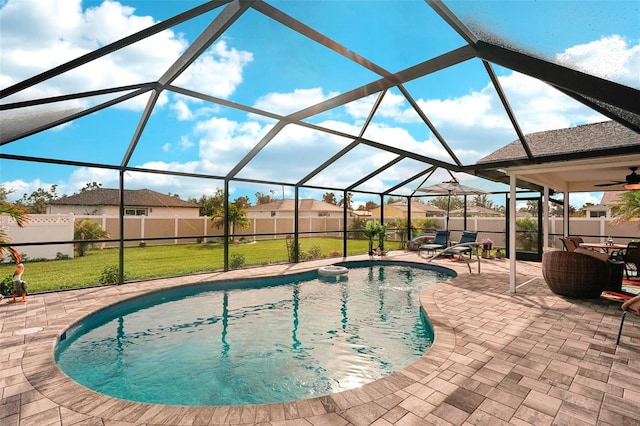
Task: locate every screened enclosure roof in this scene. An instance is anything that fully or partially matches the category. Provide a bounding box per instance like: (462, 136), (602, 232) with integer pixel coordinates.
(1, 0), (639, 202)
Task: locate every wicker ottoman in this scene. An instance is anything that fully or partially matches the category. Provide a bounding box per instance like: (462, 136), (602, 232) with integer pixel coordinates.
(542, 250), (616, 299)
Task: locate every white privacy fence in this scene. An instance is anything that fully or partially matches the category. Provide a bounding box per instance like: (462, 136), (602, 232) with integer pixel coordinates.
(1, 214), (74, 261)
(1, 213), (638, 261)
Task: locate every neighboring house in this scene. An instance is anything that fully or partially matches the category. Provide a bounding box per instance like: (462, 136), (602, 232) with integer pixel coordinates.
(449, 206), (503, 217)
(369, 201), (444, 220)
(47, 188), (200, 217)
(583, 191), (623, 218)
(245, 199), (346, 218)
(352, 210), (372, 218)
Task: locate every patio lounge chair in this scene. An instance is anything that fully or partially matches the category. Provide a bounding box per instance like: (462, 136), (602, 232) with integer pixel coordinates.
(560, 237), (580, 252)
(447, 231), (479, 259)
(622, 241), (640, 280)
(419, 230), (450, 257)
(616, 293), (640, 345)
(407, 233), (435, 251)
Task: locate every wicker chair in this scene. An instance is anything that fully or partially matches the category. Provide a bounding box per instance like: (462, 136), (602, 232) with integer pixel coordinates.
(542, 250), (624, 298)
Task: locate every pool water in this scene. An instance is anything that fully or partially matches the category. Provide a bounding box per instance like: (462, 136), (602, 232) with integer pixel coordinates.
(55, 262), (453, 406)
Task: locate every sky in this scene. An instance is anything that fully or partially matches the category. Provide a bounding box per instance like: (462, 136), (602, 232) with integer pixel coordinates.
(1, 0), (639, 210)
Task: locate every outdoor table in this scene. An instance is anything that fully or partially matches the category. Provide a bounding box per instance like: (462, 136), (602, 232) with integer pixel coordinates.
(579, 242), (627, 254)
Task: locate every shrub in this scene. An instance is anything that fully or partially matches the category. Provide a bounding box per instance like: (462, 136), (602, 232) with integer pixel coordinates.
(307, 245), (322, 259)
(55, 252), (70, 260)
(99, 264), (128, 284)
(327, 250), (342, 258)
(75, 219), (110, 257)
(230, 253), (246, 269)
(0, 275), (13, 296)
(349, 216), (369, 239)
(285, 236), (302, 262)
(516, 217), (538, 251)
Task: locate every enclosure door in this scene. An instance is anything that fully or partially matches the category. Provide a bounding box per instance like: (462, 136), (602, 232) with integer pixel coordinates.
(506, 196), (543, 262)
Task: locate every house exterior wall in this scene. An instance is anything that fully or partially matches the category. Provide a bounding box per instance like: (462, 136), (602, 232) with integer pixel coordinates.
(370, 205), (404, 219)
(48, 205), (200, 217)
(246, 210), (343, 219)
(370, 205), (441, 219)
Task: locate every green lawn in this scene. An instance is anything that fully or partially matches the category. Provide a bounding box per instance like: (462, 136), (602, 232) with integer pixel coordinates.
(1, 238), (402, 294)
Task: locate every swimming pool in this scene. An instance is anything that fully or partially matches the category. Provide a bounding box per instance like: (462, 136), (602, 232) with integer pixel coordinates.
(55, 261), (454, 406)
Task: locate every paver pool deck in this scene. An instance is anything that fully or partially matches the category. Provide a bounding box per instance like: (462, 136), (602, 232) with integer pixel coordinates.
(1, 251), (638, 425)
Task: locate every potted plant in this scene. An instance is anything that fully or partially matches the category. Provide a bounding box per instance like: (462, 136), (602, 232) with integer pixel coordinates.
(481, 238), (493, 258)
(363, 221), (379, 256)
(377, 223), (387, 253)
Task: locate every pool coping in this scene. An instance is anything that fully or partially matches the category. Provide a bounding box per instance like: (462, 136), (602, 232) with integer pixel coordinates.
(20, 257), (458, 424)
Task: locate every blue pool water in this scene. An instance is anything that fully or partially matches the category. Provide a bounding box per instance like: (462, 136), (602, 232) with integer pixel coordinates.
(55, 261), (454, 406)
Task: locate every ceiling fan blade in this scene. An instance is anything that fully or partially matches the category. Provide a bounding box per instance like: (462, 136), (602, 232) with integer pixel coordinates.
(594, 181), (626, 187)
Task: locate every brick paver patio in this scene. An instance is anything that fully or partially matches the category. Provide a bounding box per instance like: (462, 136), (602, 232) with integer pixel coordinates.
(1, 251), (638, 425)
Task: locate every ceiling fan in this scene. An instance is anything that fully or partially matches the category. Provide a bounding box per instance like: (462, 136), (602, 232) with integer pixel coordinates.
(595, 166), (640, 189)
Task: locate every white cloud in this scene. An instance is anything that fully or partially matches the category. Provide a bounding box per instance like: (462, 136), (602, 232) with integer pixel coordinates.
(194, 117), (269, 175)
(162, 143), (171, 152)
(568, 192), (602, 210)
(556, 35), (640, 89)
(171, 100), (193, 121)
(173, 40), (253, 98)
(179, 136), (194, 150)
(253, 87), (339, 117)
(0, 1), (252, 112)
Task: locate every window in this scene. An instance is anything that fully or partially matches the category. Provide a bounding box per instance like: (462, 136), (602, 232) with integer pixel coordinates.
(124, 208), (148, 216)
(318, 212), (330, 217)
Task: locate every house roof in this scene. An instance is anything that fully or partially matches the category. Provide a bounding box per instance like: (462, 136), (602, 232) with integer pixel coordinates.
(600, 191), (623, 205)
(450, 206), (503, 216)
(49, 188), (198, 208)
(386, 201), (444, 213)
(478, 121), (639, 164)
(477, 121), (640, 193)
(245, 199), (344, 212)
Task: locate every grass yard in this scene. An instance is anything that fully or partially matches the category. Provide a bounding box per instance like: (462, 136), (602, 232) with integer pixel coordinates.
(1, 238), (402, 294)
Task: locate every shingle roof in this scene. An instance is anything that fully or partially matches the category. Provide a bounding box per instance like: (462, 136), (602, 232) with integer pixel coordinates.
(49, 188), (198, 208)
(388, 201), (444, 213)
(478, 121), (640, 163)
(600, 191), (623, 205)
(450, 206), (503, 216)
(245, 199), (344, 212)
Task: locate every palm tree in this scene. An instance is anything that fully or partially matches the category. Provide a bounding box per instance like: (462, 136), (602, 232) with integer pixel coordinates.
(74, 219), (110, 256)
(362, 221), (379, 256)
(611, 190), (640, 226)
(0, 202), (29, 263)
(212, 203), (250, 241)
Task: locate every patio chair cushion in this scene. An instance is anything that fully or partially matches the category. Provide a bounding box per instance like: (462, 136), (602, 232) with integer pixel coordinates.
(542, 250), (623, 298)
(419, 230), (450, 254)
(574, 247), (610, 262)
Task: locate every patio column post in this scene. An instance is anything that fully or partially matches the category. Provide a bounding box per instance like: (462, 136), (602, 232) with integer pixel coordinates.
(543, 186), (550, 251)
(563, 191), (570, 238)
(509, 173), (517, 293)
